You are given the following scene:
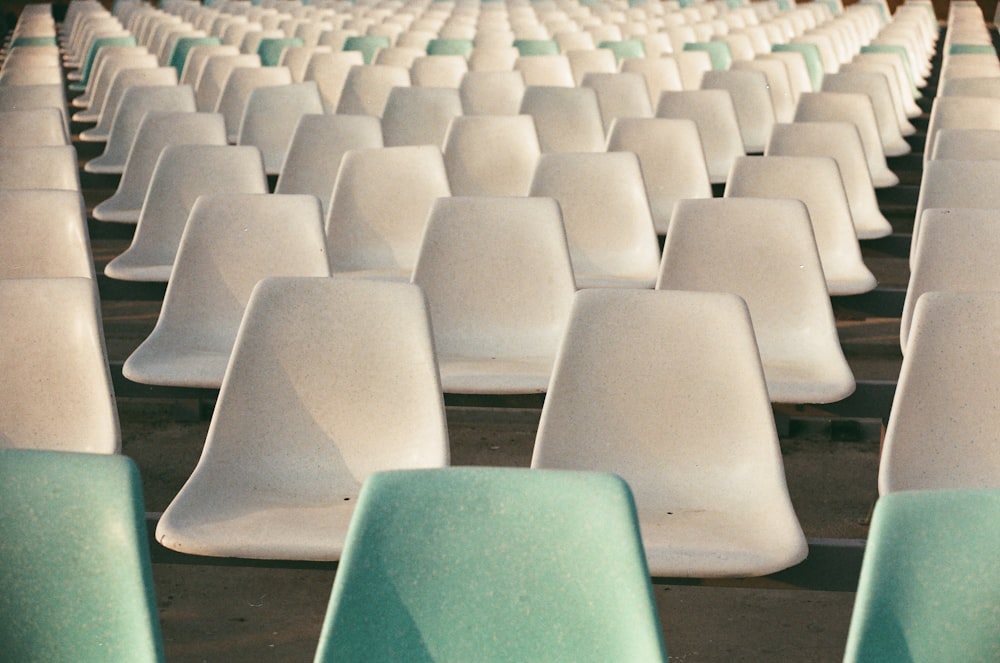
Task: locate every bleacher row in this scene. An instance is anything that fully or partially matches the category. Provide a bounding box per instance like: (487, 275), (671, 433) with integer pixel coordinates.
(1, 0), (999, 660)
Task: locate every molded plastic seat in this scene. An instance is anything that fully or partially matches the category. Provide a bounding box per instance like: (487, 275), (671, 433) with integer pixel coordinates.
(700, 69), (776, 153)
(881, 291), (1000, 492)
(0, 108), (67, 146)
(659, 198), (855, 403)
(123, 194), (331, 388)
(0, 450), (162, 660)
(0, 145), (79, 191)
(93, 112), (228, 223)
(518, 86), (605, 153)
(427, 37), (474, 56)
(581, 71), (653, 134)
(105, 145), (268, 282)
(381, 87), (463, 149)
(442, 115), (541, 196)
(155, 277), (449, 559)
(529, 152), (661, 289)
(766, 121), (892, 239)
(940, 75), (1000, 97)
(911, 159), (1000, 267)
(85, 84), (197, 174)
(237, 81), (323, 174)
(0, 66), (63, 86)
(514, 54), (575, 87)
(606, 118), (713, 235)
(656, 89), (745, 184)
(0, 279), (118, 453)
(732, 58), (797, 123)
(279, 45), (332, 83)
(72, 49), (157, 114)
(335, 63), (410, 117)
(930, 128), (1000, 160)
(683, 40), (733, 70)
(621, 57), (684, 106)
(843, 489), (1000, 661)
(410, 54), (468, 88)
(412, 196), (576, 394)
(839, 60), (920, 130)
(459, 70), (526, 115)
(0, 84), (67, 129)
(168, 35), (221, 77)
(194, 53), (260, 112)
(373, 46), (424, 69)
(0, 190), (93, 279)
(821, 71), (911, 156)
(468, 45), (520, 72)
(900, 210), (1000, 354)
(923, 96), (1000, 164)
(773, 42), (824, 90)
(314, 467), (667, 662)
(794, 91), (898, 188)
(513, 38), (560, 56)
(216, 65), (293, 143)
(274, 114), (384, 216)
(303, 50), (364, 112)
(343, 34), (390, 64)
(725, 155), (877, 295)
(326, 145), (451, 281)
(257, 36), (303, 66)
(531, 288), (808, 577)
(79, 67), (180, 143)
(566, 48), (617, 86)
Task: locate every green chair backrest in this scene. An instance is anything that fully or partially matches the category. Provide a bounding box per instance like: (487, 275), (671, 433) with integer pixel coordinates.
(342, 35), (390, 65)
(11, 36), (57, 47)
(844, 489), (1000, 662)
(598, 39), (646, 63)
(683, 41), (732, 71)
(169, 36), (221, 76)
(0, 449), (164, 662)
(859, 0), (889, 23)
(78, 34), (138, 89)
(257, 36), (305, 67)
(426, 38), (474, 56)
(513, 39), (560, 56)
(315, 467), (668, 662)
(860, 44), (918, 96)
(773, 42), (824, 91)
(948, 43), (998, 56)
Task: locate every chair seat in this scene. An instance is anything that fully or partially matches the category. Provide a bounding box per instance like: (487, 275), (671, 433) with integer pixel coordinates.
(123, 343), (230, 389)
(764, 361), (856, 405)
(438, 357), (555, 394)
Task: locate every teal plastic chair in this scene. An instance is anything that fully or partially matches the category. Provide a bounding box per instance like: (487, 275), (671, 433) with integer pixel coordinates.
(513, 38), (560, 56)
(168, 35), (220, 76)
(949, 43), (997, 56)
(69, 34), (138, 92)
(773, 43), (824, 92)
(598, 39), (645, 63)
(343, 35), (390, 64)
(0, 449), (164, 663)
(683, 41), (732, 71)
(843, 489), (1000, 662)
(426, 37), (473, 56)
(258, 36), (304, 67)
(11, 36), (57, 47)
(314, 467), (668, 662)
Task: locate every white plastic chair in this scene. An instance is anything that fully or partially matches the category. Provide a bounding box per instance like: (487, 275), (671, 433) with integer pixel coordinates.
(0, 146), (79, 191)
(566, 48), (617, 86)
(0, 108), (67, 146)
(104, 145), (269, 282)
(155, 277), (449, 559)
(381, 87), (464, 149)
(514, 54), (574, 87)
(656, 89), (745, 184)
(881, 292), (1000, 493)
(411, 54), (469, 88)
(459, 70), (526, 115)
(930, 128), (1000, 160)
(518, 85), (605, 153)
(659, 198), (855, 404)
(528, 151), (661, 289)
(0, 190), (93, 279)
(412, 196), (577, 394)
(620, 57), (684, 107)
(699, 69), (776, 153)
(922, 96), (1000, 165)
(725, 155), (877, 295)
(302, 50), (364, 112)
(442, 115), (541, 196)
(531, 288), (809, 577)
(732, 58), (797, 123)
(581, 71), (653, 134)
(821, 70), (911, 157)
(71, 49), (156, 113)
(326, 145), (451, 281)
(0, 278), (119, 454)
(194, 53), (260, 112)
(93, 112), (228, 223)
(123, 193), (331, 388)
(606, 117), (713, 236)
(335, 64), (410, 117)
(215, 65), (293, 143)
(766, 121), (892, 240)
(79, 67), (179, 143)
(0, 85), (67, 129)
(236, 81), (323, 174)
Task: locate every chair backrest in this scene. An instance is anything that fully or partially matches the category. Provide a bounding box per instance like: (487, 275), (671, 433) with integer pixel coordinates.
(700, 69), (776, 153)
(468, 45), (519, 72)
(459, 69), (525, 115)
(683, 40), (733, 70)
(940, 74), (1000, 97)
(237, 81), (323, 174)
(0, 84), (67, 129)
(412, 196), (577, 394)
(0, 449), (162, 661)
(154, 277), (449, 559)
(528, 151), (660, 289)
(77, 49), (157, 112)
(659, 197), (855, 404)
(668, 50), (714, 89)
(216, 65), (293, 142)
(93, 112), (228, 223)
(581, 71), (654, 134)
(335, 63), (410, 117)
(724, 155), (876, 295)
(381, 86), (464, 149)
(194, 52), (260, 112)
(621, 56), (684, 106)
(518, 85), (605, 153)
(442, 115), (541, 196)
(343, 34), (390, 64)
(0, 145), (79, 190)
(606, 117), (713, 235)
(257, 36), (303, 66)
(278, 45), (331, 83)
(302, 50), (364, 112)
(326, 145), (451, 279)
(765, 121), (892, 239)
(923, 95), (1000, 164)
(844, 489), (1000, 661)
(514, 54), (574, 87)
(656, 89), (745, 184)
(531, 288), (808, 577)
(104, 145), (268, 282)
(566, 47), (617, 86)
(86, 84), (197, 174)
(314, 467), (667, 662)
(0, 107), (67, 146)
(821, 70), (910, 157)
(80, 66), (179, 142)
(0, 278), (119, 453)
(0, 190), (93, 279)
(122, 193), (332, 389)
(410, 54), (469, 88)
(930, 127), (1000, 160)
